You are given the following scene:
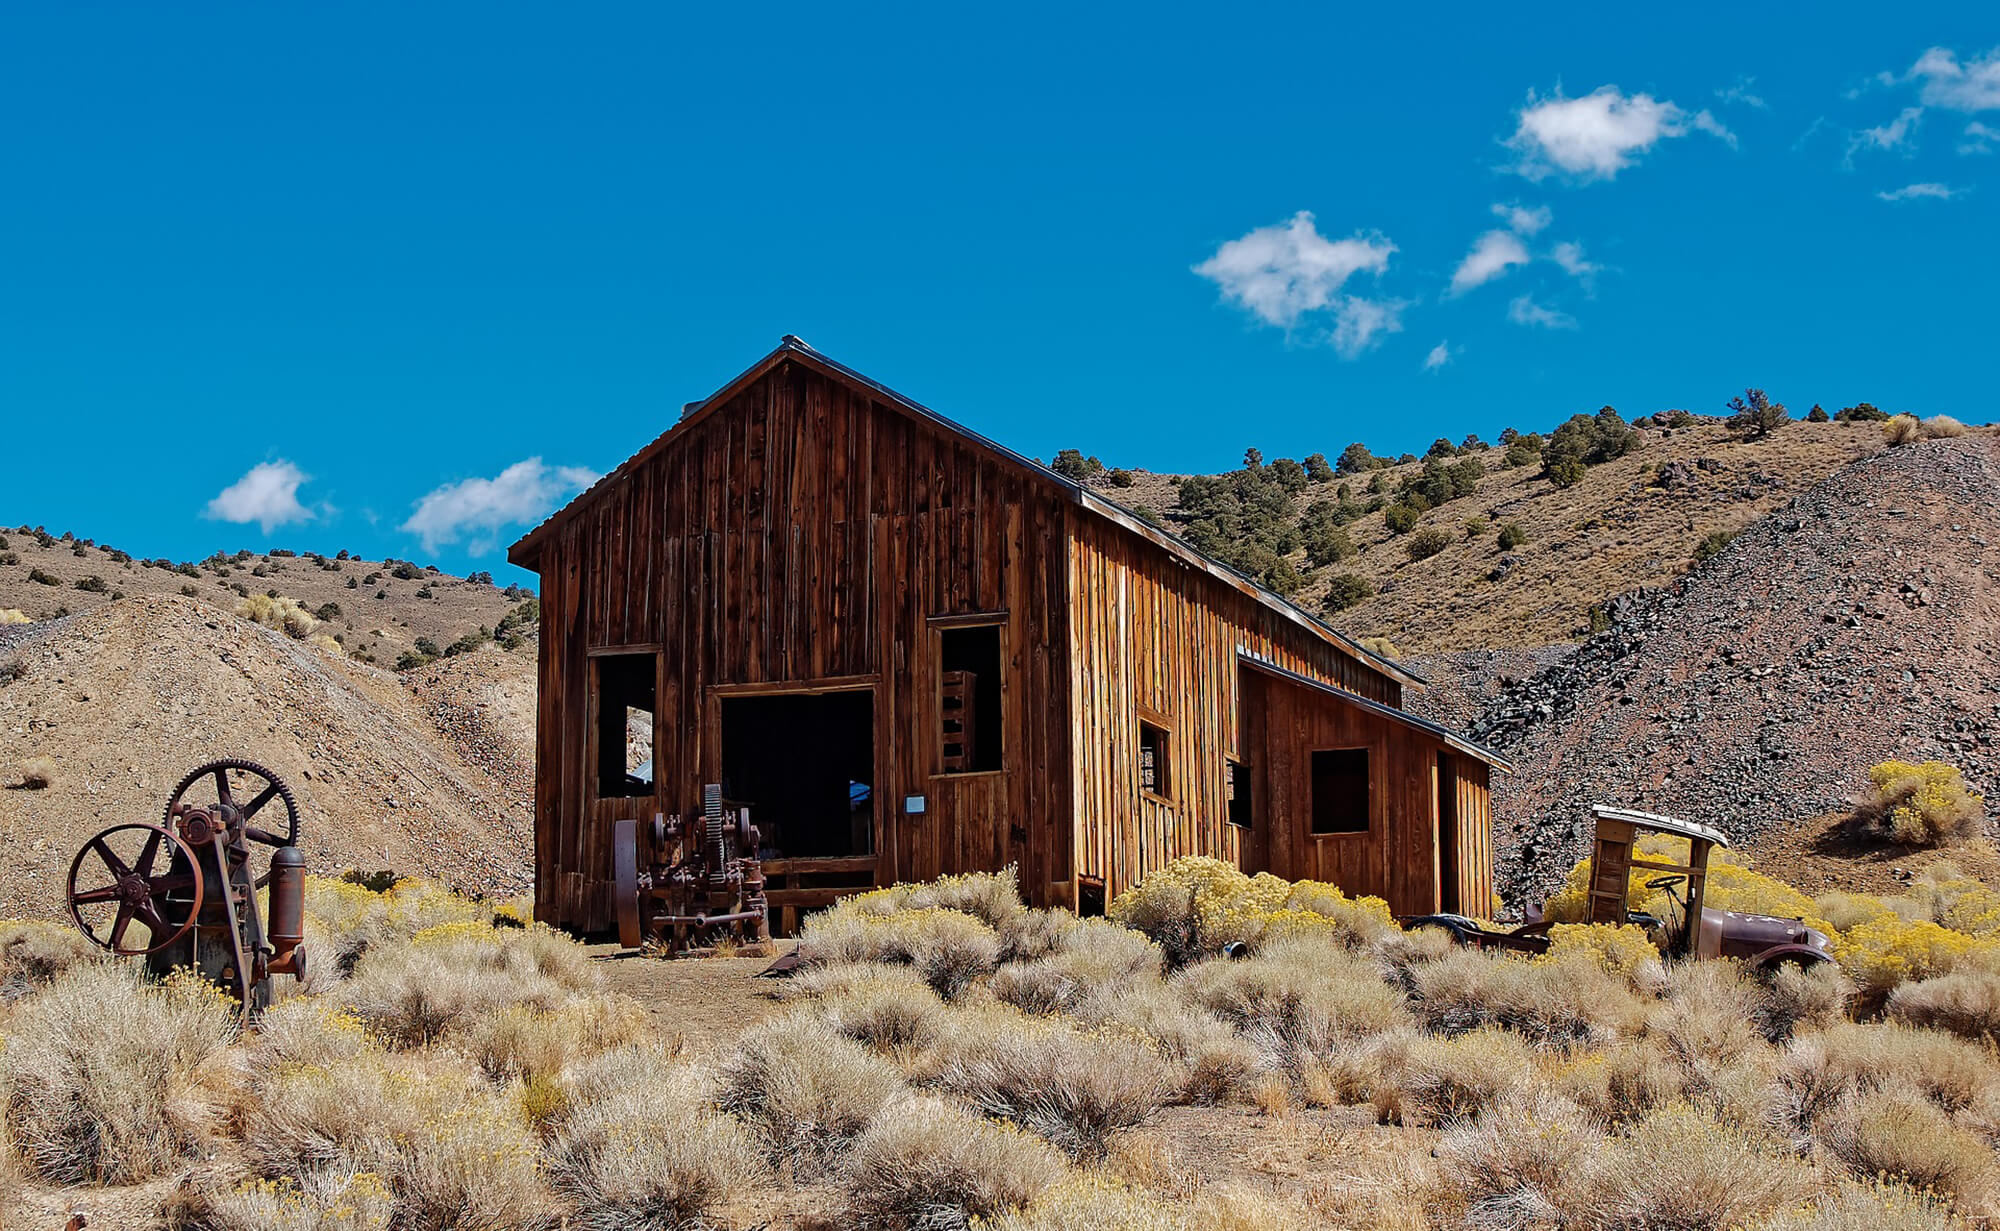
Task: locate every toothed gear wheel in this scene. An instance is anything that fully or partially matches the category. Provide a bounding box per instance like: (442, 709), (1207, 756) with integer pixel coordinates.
(165, 758), (301, 849)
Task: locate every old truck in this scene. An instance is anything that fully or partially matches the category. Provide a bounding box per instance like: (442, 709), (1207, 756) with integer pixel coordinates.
(1403, 804), (1834, 969)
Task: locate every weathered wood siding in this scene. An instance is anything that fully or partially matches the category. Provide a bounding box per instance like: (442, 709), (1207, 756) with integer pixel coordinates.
(532, 358), (1074, 931)
(1234, 668), (1494, 916)
(1066, 516), (1411, 903)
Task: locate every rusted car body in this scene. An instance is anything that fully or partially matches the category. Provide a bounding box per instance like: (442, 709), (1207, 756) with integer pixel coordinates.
(1403, 804), (1834, 969)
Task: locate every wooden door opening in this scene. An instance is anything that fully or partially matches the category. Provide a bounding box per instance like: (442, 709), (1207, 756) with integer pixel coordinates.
(720, 690), (875, 858)
(1437, 752), (1462, 914)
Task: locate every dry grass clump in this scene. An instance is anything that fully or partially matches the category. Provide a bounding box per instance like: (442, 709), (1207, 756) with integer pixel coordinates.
(1745, 1179), (1968, 1230)
(1814, 890), (1898, 932)
(1862, 760), (1984, 846)
(1773, 1021), (1997, 1152)
(1647, 961), (1766, 1088)
(302, 875), (491, 975)
(1429, 1088), (1606, 1227)
(0, 918), (102, 1000)
(468, 994), (650, 1081)
(547, 1062), (763, 1231)
(240, 1047), (548, 1230)
(1371, 1027), (1536, 1126)
(1, 963), (237, 1184)
(937, 1006), (1171, 1159)
(1757, 960), (1854, 1040)
(1818, 1085), (1996, 1202)
(717, 1010), (906, 1172)
(788, 961), (950, 1050)
(1889, 970), (2000, 1042)
(1885, 413), (1969, 445)
(12, 756), (54, 790)
(992, 920), (1162, 1014)
(1179, 938), (1410, 1066)
(1407, 947), (1646, 1048)
(840, 1094), (1064, 1229)
(1000, 906), (1086, 961)
(849, 866), (1026, 927)
(336, 920), (596, 1047)
(798, 903), (1001, 998)
(1585, 1103), (1817, 1231)
(195, 1169), (397, 1231)
(1073, 980), (1260, 1104)
(236, 592), (320, 640)
(993, 1173), (1293, 1231)
(0, 608), (31, 625)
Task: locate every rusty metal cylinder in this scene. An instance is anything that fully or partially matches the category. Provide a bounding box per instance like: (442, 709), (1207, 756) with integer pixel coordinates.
(267, 845), (307, 967)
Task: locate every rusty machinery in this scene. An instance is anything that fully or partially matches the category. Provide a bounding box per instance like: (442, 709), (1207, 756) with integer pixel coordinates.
(612, 783), (773, 957)
(64, 758), (308, 1021)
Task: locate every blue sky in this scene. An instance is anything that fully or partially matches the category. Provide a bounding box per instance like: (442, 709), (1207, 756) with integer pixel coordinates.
(2, 3), (1994, 586)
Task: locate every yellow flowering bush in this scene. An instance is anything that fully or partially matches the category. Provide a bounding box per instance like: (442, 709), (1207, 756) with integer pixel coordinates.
(1108, 856), (1394, 962)
(1834, 915), (2000, 997)
(1865, 760), (1984, 847)
(1544, 923), (1659, 979)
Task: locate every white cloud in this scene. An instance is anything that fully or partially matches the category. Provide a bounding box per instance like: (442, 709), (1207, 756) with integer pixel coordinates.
(204, 461), (315, 533)
(1490, 202), (1551, 235)
(1507, 295), (1578, 330)
(1876, 182), (1966, 201)
(1848, 106), (1924, 163)
(1193, 212), (1395, 332)
(1505, 86), (1730, 181)
(1960, 121), (1999, 155)
(1908, 46), (2000, 112)
(1716, 77), (1767, 109)
(1422, 342), (1456, 371)
(1449, 229), (1532, 296)
(1549, 240), (1602, 286)
(1328, 297), (1407, 358)
(401, 458), (599, 555)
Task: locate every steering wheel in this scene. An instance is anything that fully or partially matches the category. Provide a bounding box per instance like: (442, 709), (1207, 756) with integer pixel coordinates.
(1645, 874), (1686, 892)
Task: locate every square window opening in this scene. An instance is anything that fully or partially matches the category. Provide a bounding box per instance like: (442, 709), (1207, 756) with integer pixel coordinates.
(938, 623), (1003, 773)
(595, 653), (657, 799)
(1139, 719), (1172, 798)
(1310, 748), (1369, 835)
(1227, 758), (1253, 830)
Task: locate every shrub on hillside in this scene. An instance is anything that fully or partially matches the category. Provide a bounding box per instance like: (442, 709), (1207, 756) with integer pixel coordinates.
(236, 593), (319, 640)
(1546, 457), (1587, 488)
(1319, 571), (1373, 615)
(0, 608), (29, 625)
(1862, 760), (1983, 846)
(1727, 389), (1789, 440)
(1496, 520), (1527, 549)
(1404, 526), (1452, 562)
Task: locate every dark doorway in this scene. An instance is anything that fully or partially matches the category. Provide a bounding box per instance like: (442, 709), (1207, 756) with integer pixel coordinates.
(1437, 752), (1462, 913)
(720, 690), (874, 858)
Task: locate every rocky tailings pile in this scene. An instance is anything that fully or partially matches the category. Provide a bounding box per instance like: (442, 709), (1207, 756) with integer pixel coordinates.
(1469, 435), (2000, 905)
(0, 595), (531, 917)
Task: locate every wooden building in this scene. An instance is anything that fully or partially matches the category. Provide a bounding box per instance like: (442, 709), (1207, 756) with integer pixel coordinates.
(508, 337), (1509, 934)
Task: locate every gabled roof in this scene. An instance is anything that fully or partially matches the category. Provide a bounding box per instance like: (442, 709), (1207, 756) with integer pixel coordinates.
(1237, 652), (1511, 770)
(509, 336), (1424, 690)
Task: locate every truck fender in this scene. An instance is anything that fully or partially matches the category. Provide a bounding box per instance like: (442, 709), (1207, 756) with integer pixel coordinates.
(1751, 944), (1832, 971)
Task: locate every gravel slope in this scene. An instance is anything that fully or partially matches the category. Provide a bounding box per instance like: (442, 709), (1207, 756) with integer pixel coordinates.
(0, 595), (531, 917)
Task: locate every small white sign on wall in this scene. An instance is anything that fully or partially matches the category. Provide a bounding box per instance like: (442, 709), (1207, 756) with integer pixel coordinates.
(905, 795), (927, 814)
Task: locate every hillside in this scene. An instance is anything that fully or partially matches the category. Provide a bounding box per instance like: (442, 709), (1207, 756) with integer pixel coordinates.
(0, 529), (534, 669)
(0, 595), (533, 917)
(1445, 434), (2000, 906)
(1087, 417), (1889, 651)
